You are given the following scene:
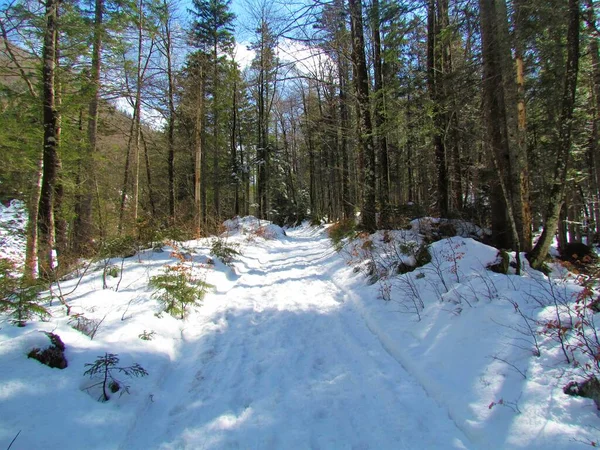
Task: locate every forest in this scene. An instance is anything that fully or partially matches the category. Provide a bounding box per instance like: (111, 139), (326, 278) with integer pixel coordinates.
(0, 0), (594, 279)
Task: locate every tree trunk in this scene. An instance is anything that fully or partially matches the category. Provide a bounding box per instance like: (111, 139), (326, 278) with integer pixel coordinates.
(427, 0), (450, 218)
(371, 0), (389, 227)
(24, 157), (43, 280)
(194, 63), (205, 234)
(231, 81), (239, 216)
(528, 0), (580, 269)
(132, 0), (144, 225)
(349, 0), (376, 232)
(479, 0), (529, 254)
(163, 0), (176, 223)
(38, 0), (60, 279)
(212, 36), (220, 221)
(74, 0), (102, 254)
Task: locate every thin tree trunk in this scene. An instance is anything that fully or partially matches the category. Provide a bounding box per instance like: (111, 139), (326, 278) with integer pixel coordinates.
(428, 0), (450, 218)
(24, 157), (42, 280)
(132, 0), (144, 224)
(195, 64), (205, 234)
(586, 0), (600, 240)
(212, 35), (220, 220)
(38, 0), (60, 279)
(528, 0), (580, 268)
(163, 0), (176, 223)
(349, 0), (376, 232)
(231, 81), (239, 216)
(74, 0), (102, 253)
(140, 129), (156, 217)
(371, 0), (389, 227)
(53, 23), (67, 260)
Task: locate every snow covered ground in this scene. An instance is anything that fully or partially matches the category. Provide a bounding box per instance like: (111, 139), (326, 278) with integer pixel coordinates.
(1, 217), (599, 449)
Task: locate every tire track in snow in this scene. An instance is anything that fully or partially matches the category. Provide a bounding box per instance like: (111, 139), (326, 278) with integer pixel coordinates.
(121, 227), (472, 449)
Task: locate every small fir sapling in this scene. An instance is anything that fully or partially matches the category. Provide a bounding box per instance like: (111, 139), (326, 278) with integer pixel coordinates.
(0, 257), (49, 326)
(210, 238), (241, 265)
(150, 247), (212, 319)
(83, 353), (148, 402)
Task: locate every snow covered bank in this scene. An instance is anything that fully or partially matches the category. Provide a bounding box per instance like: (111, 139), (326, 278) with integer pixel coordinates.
(0, 218), (599, 449)
(336, 229), (600, 449)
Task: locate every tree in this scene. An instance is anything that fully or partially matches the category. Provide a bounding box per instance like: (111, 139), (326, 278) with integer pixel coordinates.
(528, 0), (580, 269)
(370, 0), (389, 227)
(38, 0), (61, 279)
(73, 0), (103, 254)
(349, 0), (376, 231)
(248, 2), (279, 220)
(190, 0), (235, 222)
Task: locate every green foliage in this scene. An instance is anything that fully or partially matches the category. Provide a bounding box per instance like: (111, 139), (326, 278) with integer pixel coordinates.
(488, 250), (510, 274)
(328, 219), (357, 250)
(105, 265), (120, 278)
(98, 236), (137, 260)
(138, 330), (156, 341)
(0, 258), (49, 327)
(150, 264), (212, 319)
(415, 244), (432, 267)
(83, 353), (148, 402)
(210, 238), (240, 265)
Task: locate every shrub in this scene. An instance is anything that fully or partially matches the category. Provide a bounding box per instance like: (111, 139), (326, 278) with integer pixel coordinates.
(83, 353), (148, 402)
(69, 313), (105, 339)
(210, 239), (241, 266)
(138, 330), (156, 341)
(150, 264), (212, 319)
(328, 219), (356, 250)
(0, 258), (49, 327)
(98, 236), (137, 260)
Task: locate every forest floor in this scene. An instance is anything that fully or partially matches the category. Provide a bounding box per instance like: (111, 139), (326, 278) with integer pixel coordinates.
(1, 210), (599, 449)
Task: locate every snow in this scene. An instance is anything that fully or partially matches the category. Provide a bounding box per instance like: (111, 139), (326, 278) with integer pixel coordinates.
(0, 200), (27, 265)
(1, 218), (599, 449)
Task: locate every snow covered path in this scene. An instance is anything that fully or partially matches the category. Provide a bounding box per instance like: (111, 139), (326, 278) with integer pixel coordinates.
(121, 227), (471, 450)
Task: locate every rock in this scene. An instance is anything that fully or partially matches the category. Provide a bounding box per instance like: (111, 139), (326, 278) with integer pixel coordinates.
(564, 377), (600, 410)
(28, 332), (68, 369)
(488, 250), (509, 274)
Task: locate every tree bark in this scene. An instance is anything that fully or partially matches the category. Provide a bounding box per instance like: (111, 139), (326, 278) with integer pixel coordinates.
(74, 0), (102, 254)
(528, 0), (580, 268)
(349, 0), (376, 232)
(371, 0), (389, 228)
(24, 157), (42, 280)
(38, 0), (60, 279)
(162, 0), (176, 223)
(194, 61), (205, 234)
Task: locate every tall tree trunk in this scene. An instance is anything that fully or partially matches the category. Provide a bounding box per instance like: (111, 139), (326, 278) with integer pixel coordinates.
(479, 0), (530, 252)
(371, 0), (389, 227)
(349, 0), (376, 232)
(428, 0), (450, 217)
(212, 35), (220, 220)
(163, 0), (176, 223)
(38, 0), (60, 279)
(132, 0), (144, 225)
(586, 0), (600, 240)
(499, 0), (531, 251)
(24, 157), (43, 280)
(232, 81), (239, 216)
(53, 24), (67, 260)
(74, 0), (103, 253)
(528, 0), (580, 268)
(141, 130), (156, 216)
(195, 64), (205, 234)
